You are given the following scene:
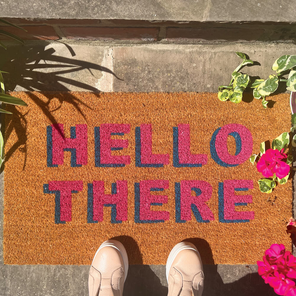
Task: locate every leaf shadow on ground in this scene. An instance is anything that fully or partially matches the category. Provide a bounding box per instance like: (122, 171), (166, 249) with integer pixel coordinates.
(0, 41), (122, 171)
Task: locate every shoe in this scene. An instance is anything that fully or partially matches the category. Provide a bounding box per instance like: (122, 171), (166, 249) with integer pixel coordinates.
(166, 242), (204, 296)
(88, 240), (129, 296)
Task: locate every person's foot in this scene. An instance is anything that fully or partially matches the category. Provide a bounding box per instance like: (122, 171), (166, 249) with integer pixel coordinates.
(88, 240), (129, 296)
(166, 242), (204, 296)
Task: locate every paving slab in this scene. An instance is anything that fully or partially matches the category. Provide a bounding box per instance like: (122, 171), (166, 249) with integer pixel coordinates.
(1, 0), (296, 22)
(2, 41), (296, 93)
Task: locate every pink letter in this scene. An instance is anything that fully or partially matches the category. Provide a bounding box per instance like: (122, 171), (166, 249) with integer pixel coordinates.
(92, 181), (128, 222)
(219, 180), (254, 222)
(100, 124), (130, 165)
(179, 180), (214, 222)
(138, 124), (169, 166)
(211, 123), (253, 167)
(136, 180), (170, 222)
(51, 124), (87, 166)
(48, 181), (83, 222)
(178, 124), (207, 166)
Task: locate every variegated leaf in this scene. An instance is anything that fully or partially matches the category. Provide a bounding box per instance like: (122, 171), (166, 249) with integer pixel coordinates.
(236, 52), (247, 60)
(257, 75), (279, 97)
(258, 179), (276, 194)
(287, 70), (296, 92)
(233, 73), (250, 89)
(278, 173), (290, 185)
(218, 89), (231, 102)
(292, 134), (296, 147)
(219, 85), (232, 90)
(251, 79), (264, 88)
(231, 71), (242, 79)
(241, 59), (254, 67)
(249, 154), (258, 165)
(272, 132), (289, 150)
(253, 88), (261, 99)
(229, 88), (243, 103)
(286, 154), (294, 165)
(260, 141), (266, 155)
(262, 97), (268, 108)
(272, 55), (296, 73)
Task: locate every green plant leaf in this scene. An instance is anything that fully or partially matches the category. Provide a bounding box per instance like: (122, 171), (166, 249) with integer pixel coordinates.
(219, 85), (232, 90)
(0, 108), (12, 114)
(262, 97), (268, 108)
(0, 130), (3, 158)
(257, 75), (279, 97)
(287, 154), (294, 165)
(249, 154), (258, 165)
(236, 52), (247, 60)
(233, 73), (250, 89)
(292, 113), (296, 125)
(272, 132), (289, 151)
(258, 178), (276, 194)
(292, 134), (296, 147)
(272, 55), (296, 73)
(287, 70), (296, 91)
(253, 88), (261, 99)
(251, 79), (265, 88)
(241, 59), (254, 67)
(218, 89), (231, 102)
(0, 93), (27, 106)
(231, 71), (241, 83)
(0, 131), (3, 169)
(0, 19), (26, 30)
(278, 173), (290, 185)
(229, 88), (243, 103)
(260, 141), (266, 155)
(0, 29), (24, 44)
(0, 71), (5, 93)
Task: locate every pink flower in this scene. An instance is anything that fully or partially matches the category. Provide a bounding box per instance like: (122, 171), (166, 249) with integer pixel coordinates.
(265, 244), (286, 264)
(258, 244), (296, 296)
(286, 287), (296, 296)
(269, 272), (295, 296)
(257, 149), (290, 179)
(257, 257), (275, 283)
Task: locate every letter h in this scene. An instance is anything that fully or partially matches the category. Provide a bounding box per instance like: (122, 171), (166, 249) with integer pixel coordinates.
(47, 124), (88, 167)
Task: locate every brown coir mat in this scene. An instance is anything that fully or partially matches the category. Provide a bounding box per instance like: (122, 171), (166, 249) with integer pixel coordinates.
(3, 92), (293, 265)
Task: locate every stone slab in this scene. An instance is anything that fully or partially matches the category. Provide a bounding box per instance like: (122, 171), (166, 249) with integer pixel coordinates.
(1, 0), (296, 22)
(3, 41), (296, 94)
(112, 43), (296, 93)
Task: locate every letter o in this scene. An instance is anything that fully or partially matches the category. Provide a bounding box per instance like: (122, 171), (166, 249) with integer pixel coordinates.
(210, 124), (253, 167)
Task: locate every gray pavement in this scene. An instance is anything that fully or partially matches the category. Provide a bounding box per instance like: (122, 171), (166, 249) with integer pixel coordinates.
(1, 0), (296, 22)
(2, 41), (296, 93)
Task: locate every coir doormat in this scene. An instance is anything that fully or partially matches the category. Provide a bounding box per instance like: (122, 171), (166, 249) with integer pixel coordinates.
(3, 92), (293, 265)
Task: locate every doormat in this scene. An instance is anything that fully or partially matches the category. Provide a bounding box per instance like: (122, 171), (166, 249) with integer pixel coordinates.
(3, 92), (293, 265)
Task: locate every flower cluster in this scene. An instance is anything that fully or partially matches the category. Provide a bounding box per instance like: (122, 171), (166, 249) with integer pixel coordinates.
(257, 149), (290, 179)
(250, 132), (292, 193)
(257, 244), (296, 296)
